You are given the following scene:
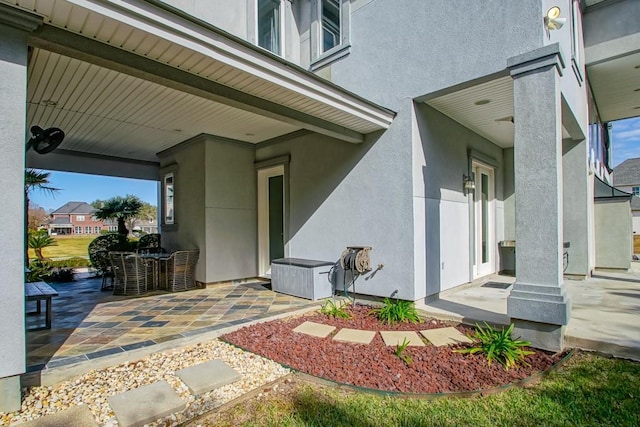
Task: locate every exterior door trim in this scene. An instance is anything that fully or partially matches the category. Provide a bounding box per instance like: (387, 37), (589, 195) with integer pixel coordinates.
(257, 163), (287, 276)
(472, 161), (496, 279)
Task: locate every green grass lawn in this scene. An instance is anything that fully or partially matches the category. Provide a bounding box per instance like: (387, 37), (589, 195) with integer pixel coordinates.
(195, 352), (640, 427)
(28, 235), (94, 259)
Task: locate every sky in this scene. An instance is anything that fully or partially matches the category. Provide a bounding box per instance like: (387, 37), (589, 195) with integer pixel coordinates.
(610, 116), (640, 168)
(27, 116), (640, 211)
(30, 173), (158, 212)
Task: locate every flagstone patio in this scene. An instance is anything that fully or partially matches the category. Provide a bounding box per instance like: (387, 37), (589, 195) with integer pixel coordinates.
(25, 275), (316, 372)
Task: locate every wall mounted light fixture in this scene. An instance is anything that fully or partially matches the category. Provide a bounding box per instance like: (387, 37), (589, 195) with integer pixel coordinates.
(463, 174), (475, 192)
(544, 6), (566, 30)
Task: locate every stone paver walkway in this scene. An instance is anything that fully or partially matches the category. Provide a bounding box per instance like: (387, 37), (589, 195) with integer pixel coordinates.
(26, 276), (316, 372)
(294, 321), (469, 348)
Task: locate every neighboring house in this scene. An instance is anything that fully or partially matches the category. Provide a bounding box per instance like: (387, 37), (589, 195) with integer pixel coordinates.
(612, 158), (640, 234)
(48, 201), (156, 235)
(132, 219), (159, 235)
(2, 0), (639, 410)
(47, 201), (105, 235)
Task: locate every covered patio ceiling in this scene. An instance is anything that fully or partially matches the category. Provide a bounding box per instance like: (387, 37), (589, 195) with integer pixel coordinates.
(3, 0), (395, 168)
(586, 51), (640, 123)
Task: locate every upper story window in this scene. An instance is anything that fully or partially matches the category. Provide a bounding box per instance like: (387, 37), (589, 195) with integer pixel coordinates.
(257, 0), (282, 55)
(311, 0), (350, 70)
(321, 0), (341, 53)
(569, 0), (584, 83)
(76, 215), (85, 222)
(633, 187), (640, 196)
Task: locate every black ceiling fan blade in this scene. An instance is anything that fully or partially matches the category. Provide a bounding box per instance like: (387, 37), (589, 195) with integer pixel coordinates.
(26, 126), (65, 154)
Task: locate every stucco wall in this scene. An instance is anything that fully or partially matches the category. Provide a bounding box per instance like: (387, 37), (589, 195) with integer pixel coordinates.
(594, 199), (632, 269)
(256, 124), (416, 300)
(413, 104), (505, 296)
(204, 137), (257, 281)
(633, 211), (640, 236)
(158, 140), (207, 281)
(0, 24), (28, 380)
(584, 0), (640, 48)
(325, 0), (543, 108)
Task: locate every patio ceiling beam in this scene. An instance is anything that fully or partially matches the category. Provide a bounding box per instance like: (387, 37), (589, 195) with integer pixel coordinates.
(29, 25), (366, 144)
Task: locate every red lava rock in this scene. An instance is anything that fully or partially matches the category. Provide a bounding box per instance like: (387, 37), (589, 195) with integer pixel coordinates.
(222, 304), (564, 394)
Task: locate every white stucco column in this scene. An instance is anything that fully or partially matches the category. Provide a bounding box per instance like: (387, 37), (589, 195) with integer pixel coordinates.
(506, 44), (571, 352)
(0, 6), (41, 412)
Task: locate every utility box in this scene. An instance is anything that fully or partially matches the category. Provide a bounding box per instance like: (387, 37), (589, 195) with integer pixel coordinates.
(271, 258), (334, 300)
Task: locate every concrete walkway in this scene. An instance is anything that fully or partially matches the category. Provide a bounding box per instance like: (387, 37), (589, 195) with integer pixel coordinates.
(420, 263), (640, 361)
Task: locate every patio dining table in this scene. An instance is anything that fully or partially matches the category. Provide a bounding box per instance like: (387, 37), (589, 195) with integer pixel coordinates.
(137, 252), (169, 290)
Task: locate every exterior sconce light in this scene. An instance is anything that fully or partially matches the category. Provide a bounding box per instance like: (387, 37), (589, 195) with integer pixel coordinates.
(463, 175), (475, 192)
(544, 6), (566, 30)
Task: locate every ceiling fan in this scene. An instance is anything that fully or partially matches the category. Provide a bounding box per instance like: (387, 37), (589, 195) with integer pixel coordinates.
(26, 126), (65, 154)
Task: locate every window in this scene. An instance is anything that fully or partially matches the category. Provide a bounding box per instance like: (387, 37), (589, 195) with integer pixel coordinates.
(74, 226), (82, 234)
(633, 187), (640, 196)
(321, 0), (341, 53)
(257, 0), (282, 55)
(85, 226), (92, 234)
(311, 0), (350, 69)
(570, 0), (583, 82)
(95, 226), (102, 234)
(76, 215), (85, 222)
(164, 173), (175, 225)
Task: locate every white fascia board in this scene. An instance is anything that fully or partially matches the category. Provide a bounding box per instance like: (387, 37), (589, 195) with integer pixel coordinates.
(67, 0), (395, 130)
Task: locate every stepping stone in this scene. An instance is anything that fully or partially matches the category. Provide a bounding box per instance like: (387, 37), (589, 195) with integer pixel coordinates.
(176, 359), (242, 395)
(379, 331), (425, 347)
(18, 405), (98, 427)
(332, 328), (376, 344)
(420, 327), (473, 346)
(108, 381), (186, 427)
(293, 321), (336, 338)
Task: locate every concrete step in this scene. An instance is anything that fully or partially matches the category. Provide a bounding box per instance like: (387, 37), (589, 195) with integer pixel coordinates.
(18, 404), (97, 427)
(107, 381), (185, 427)
(176, 359), (242, 395)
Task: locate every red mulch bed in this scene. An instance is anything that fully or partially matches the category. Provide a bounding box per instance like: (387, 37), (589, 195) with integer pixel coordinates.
(222, 304), (565, 394)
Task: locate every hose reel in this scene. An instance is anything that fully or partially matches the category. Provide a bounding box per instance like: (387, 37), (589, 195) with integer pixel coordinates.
(338, 246), (372, 302)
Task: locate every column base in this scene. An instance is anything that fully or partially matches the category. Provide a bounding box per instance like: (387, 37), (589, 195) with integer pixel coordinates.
(0, 375), (21, 412)
(507, 281), (570, 325)
(512, 319), (566, 352)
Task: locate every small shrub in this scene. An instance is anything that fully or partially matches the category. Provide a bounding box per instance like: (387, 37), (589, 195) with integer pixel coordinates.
(455, 322), (534, 370)
(49, 257), (91, 268)
(370, 298), (421, 325)
(320, 299), (351, 319)
(26, 261), (52, 282)
(47, 267), (75, 283)
(395, 338), (413, 366)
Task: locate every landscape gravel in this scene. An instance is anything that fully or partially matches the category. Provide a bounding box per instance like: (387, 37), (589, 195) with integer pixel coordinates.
(0, 340), (290, 426)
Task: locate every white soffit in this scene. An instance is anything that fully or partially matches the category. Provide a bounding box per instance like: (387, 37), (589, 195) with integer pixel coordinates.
(587, 52), (640, 122)
(3, 0), (394, 141)
(27, 49), (299, 161)
(426, 77), (515, 148)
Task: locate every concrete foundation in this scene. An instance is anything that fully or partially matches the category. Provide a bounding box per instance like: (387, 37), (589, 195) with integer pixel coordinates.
(512, 320), (565, 353)
(0, 376), (21, 413)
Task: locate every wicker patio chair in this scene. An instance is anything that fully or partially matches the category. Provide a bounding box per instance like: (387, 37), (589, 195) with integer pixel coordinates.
(136, 233), (164, 254)
(160, 249), (200, 292)
(109, 252), (153, 296)
(93, 250), (113, 290)
(88, 233), (129, 291)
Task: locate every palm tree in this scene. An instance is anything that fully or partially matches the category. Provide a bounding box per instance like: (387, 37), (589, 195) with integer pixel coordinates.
(28, 230), (57, 261)
(25, 169), (59, 265)
(94, 195), (143, 236)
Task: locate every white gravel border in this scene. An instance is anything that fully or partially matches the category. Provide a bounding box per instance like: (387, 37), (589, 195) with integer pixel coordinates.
(2, 339), (290, 426)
